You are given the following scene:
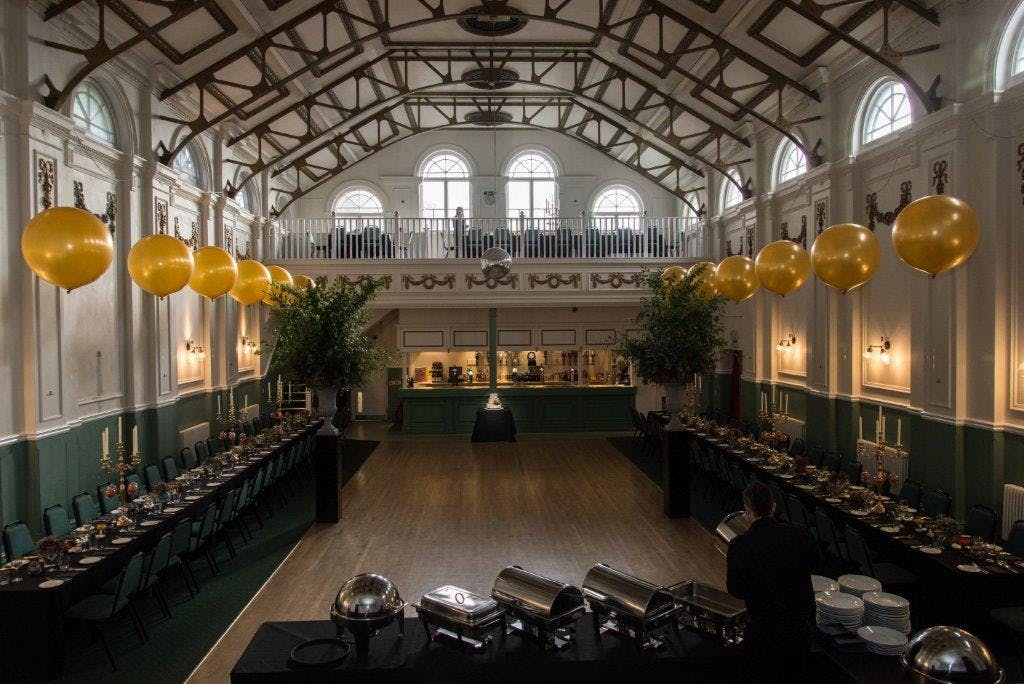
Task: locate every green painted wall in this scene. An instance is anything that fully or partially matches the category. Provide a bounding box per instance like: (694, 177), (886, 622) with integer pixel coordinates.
(0, 377), (279, 538)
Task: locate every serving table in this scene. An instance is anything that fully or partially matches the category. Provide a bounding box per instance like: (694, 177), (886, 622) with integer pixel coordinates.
(471, 407), (517, 442)
(0, 420), (321, 681)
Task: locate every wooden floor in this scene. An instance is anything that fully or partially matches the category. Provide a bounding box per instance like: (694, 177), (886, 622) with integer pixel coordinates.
(188, 433), (726, 682)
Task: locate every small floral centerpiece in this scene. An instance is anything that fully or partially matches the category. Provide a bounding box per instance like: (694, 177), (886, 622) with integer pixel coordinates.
(793, 455), (809, 475)
(931, 516), (960, 547)
(151, 481), (169, 500)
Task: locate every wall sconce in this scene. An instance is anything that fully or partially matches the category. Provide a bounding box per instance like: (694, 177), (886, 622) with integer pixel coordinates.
(185, 338), (205, 360)
(863, 336), (892, 365)
(241, 335), (257, 353)
(776, 334), (796, 353)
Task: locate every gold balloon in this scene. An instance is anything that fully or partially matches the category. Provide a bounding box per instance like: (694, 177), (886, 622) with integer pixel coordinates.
(292, 274), (315, 290)
(188, 246), (237, 299)
(891, 194), (980, 277)
(687, 261), (718, 299)
(263, 265), (294, 306)
(127, 234), (195, 298)
(810, 223), (880, 293)
(662, 265), (686, 286)
(755, 240), (810, 297)
(715, 255), (760, 302)
(21, 207), (114, 292)
(229, 260), (271, 306)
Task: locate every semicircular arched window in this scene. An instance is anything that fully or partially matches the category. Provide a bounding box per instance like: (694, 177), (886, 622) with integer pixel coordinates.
(173, 146), (199, 186)
(721, 169), (744, 211)
(1013, 25), (1024, 77)
(776, 139), (808, 186)
(861, 80), (912, 145)
(72, 82), (115, 144)
(592, 185), (642, 230)
(333, 187), (384, 216)
(419, 150), (471, 219)
(506, 151), (557, 219)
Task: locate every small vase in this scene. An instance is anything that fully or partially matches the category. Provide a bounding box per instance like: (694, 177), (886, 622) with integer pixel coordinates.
(315, 386), (339, 436)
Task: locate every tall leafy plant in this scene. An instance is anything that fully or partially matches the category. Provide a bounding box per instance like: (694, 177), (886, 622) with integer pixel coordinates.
(614, 266), (725, 385)
(262, 278), (390, 389)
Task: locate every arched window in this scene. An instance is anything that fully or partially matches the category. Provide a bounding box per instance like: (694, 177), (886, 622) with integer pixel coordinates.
(720, 169), (744, 211)
(173, 146), (199, 186)
(861, 80), (912, 145)
(506, 151), (558, 219)
(592, 185), (642, 229)
(237, 186), (256, 215)
(333, 187), (384, 216)
(775, 139), (808, 186)
(682, 196), (699, 226)
(419, 150), (471, 219)
(1014, 29), (1024, 77)
(72, 82), (115, 144)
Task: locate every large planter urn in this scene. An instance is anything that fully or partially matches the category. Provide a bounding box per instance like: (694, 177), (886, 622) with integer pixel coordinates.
(663, 383), (685, 414)
(315, 386), (339, 436)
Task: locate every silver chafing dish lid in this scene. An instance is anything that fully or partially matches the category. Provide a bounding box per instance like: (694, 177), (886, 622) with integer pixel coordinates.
(669, 580), (746, 621)
(715, 511), (751, 546)
(491, 565), (584, 618)
(330, 573), (405, 624)
(901, 626), (1004, 683)
(419, 585), (501, 623)
(582, 563), (676, 620)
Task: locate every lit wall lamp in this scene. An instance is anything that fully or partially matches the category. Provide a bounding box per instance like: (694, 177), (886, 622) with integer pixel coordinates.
(776, 334), (796, 353)
(241, 335), (257, 353)
(185, 338), (205, 360)
(863, 336), (892, 365)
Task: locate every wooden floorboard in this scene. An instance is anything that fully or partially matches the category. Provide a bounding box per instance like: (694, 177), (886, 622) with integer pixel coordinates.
(188, 434), (726, 682)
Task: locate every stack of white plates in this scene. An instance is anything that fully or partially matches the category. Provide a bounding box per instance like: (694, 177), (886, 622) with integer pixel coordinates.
(862, 591), (911, 634)
(815, 591), (864, 631)
(838, 574), (882, 597)
(857, 625), (908, 655)
(812, 575), (840, 593)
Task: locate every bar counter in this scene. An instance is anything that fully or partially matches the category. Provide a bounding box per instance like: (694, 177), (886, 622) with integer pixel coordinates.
(395, 385), (636, 433)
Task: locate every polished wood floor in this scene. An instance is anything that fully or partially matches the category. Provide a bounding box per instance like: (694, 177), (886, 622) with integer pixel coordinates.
(188, 431), (726, 681)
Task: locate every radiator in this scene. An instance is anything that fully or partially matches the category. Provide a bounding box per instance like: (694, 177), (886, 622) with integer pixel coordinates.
(1003, 484), (1024, 539)
(241, 404), (259, 423)
(180, 421), (210, 451)
(776, 415), (805, 441)
(855, 439), (909, 484)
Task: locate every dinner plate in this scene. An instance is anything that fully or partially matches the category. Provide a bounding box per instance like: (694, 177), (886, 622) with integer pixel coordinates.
(164, 507), (182, 514)
(880, 526), (901, 533)
(111, 537), (132, 545)
(812, 575), (840, 593)
(184, 495), (201, 501)
(778, 474), (794, 479)
(140, 520), (159, 527)
(958, 564), (983, 573)
(39, 579), (65, 589)
(858, 625), (907, 646)
(825, 497), (841, 503)
(851, 510), (870, 517)
(862, 591), (910, 610)
(798, 484), (816, 490)
(80, 556), (103, 565)
(816, 591), (864, 612)
(919, 546), (942, 555)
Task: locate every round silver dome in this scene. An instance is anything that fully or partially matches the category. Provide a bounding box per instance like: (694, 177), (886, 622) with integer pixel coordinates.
(331, 573), (404, 624)
(901, 626), (1003, 683)
(481, 247), (512, 279)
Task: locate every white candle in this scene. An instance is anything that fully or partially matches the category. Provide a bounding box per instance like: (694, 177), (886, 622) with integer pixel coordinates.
(266, 382), (271, 401)
(897, 418), (902, 445)
(785, 394), (790, 414)
(217, 395), (222, 413)
(118, 416), (123, 444)
(230, 390), (234, 412)
(132, 425), (138, 454)
(875, 419), (880, 441)
(101, 427), (108, 457)
(244, 394), (248, 410)
(858, 416), (863, 440)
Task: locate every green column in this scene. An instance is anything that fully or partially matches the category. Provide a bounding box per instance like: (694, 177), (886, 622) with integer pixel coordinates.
(489, 307), (498, 391)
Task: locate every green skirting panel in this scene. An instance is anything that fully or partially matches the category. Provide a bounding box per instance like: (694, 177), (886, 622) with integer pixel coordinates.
(396, 386), (636, 433)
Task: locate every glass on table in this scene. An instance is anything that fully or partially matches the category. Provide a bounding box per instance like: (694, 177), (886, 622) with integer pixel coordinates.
(0, 564), (11, 586)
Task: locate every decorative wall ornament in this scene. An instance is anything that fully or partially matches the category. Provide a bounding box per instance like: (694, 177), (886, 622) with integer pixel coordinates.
(866, 181), (912, 231)
(173, 217), (200, 250)
(155, 199), (168, 234)
(466, 273), (518, 290)
(73, 180), (87, 210)
(590, 272), (643, 289)
(726, 238), (740, 257)
(101, 192), (117, 235)
(235, 240), (252, 261)
(337, 274), (392, 289)
(931, 160), (948, 195)
(780, 216), (808, 248)
(37, 158), (55, 210)
(528, 273), (581, 289)
(225, 229), (233, 253)
(746, 226), (755, 258)
(403, 274), (454, 290)
(1017, 143), (1024, 205)
(814, 199), (828, 237)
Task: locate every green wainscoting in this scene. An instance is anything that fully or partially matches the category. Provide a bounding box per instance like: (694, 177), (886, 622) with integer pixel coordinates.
(701, 373), (1024, 525)
(0, 377), (279, 538)
(396, 386), (636, 434)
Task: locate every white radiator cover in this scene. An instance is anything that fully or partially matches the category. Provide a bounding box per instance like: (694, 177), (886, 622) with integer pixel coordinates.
(1003, 484), (1024, 540)
(179, 421), (210, 451)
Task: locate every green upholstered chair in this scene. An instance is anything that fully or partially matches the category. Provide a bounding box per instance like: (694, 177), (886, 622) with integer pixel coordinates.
(3, 521), (34, 560)
(72, 491), (99, 526)
(43, 504), (72, 537)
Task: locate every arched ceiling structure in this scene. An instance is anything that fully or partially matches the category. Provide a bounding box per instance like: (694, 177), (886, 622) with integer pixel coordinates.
(42, 0), (943, 216)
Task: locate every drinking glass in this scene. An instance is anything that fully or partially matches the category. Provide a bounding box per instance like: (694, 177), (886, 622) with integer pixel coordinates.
(0, 565), (11, 586)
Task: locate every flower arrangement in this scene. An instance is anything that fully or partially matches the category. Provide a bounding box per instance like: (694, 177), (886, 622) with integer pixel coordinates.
(151, 481), (169, 497)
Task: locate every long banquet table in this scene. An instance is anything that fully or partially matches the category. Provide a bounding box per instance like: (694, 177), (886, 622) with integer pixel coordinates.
(0, 419), (321, 681)
(669, 423), (1024, 627)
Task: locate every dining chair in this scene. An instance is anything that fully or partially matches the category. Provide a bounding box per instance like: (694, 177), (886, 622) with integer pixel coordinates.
(139, 533), (174, 620)
(896, 479), (924, 509)
(252, 417), (263, 433)
(785, 494), (812, 532)
(767, 482), (788, 521)
(72, 491), (99, 526)
(964, 504), (998, 542)
(194, 441), (210, 462)
(96, 483), (118, 515)
(808, 444), (825, 469)
(841, 457), (864, 484)
(162, 456), (181, 481)
(125, 474), (145, 501)
(64, 552), (146, 670)
(3, 521), (34, 560)
(242, 422), (254, 438)
(143, 464), (163, 492)
(1006, 520), (1024, 556)
(180, 446), (198, 471)
(206, 436), (223, 456)
(190, 504), (221, 575)
(843, 526), (917, 591)
(813, 508), (847, 568)
(822, 451), (841, 473)
(167, 517), (199, 597)
(922, 489), (952, 518)
(214, 489), (240, 559)
(788, 438), (806, 458)
(43, 504), (72, 537)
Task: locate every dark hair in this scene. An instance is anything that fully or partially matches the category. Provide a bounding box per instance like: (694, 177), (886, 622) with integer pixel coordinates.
(742, 482), (773, 518)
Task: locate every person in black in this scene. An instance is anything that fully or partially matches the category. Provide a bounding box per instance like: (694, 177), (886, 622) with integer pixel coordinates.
(727, 482), (815, 683)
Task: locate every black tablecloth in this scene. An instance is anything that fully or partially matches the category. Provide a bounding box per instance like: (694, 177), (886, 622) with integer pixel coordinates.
(471, 408), (517, 443)
(0, 420), (321, 681)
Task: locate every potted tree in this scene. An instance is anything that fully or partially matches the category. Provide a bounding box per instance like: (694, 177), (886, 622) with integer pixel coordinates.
(264, 277), (390, 436)
(615, 266), (725, 418)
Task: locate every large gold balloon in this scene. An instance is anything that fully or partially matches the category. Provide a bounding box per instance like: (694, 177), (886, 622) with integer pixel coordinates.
(292, 274), (315, 290)
(687, 261), (718, 299)
(662, 265), (686, 286)
(755, 240), (810, 297)
(891, 194), (980, 277)
(263, 265), (294, 305)
(229, 260), (271, 306)
(21, 207), (114, 292)
(810, 223), (880, 293)
(715, 255), (760, 302)
(188, 246), (237, 299)
(127, 234), (195, 298)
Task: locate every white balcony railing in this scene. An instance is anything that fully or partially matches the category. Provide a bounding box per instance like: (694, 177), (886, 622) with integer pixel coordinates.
(271, 215), (705, 261)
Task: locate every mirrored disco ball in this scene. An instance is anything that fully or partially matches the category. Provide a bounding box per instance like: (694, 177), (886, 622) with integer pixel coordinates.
(481, 247), (512, 279)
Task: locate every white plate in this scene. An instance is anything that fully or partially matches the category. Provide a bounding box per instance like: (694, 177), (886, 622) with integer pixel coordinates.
(79, 556), (102, 565)
(839, 575), (882, 593)
(164, 507), (182, 513)
(862, 591), (910, 609)
(957, 564), (983, 573)
(39, 579), (65, 588)
(140, 520), (159, 527)
(798, 484), (816, 490)
(185, 495), (201, 501)
(816, 591), (865, 612)
(851, 510), (870, 517)
(858, 625), (908, 647)
(812, 575), (840, 593)
(825, 497), (841, 503)
(111, 537), (132, 545)
(880, 526), (901, 533)
(778, 474), (794, 479)
(919, 546), (942, 555)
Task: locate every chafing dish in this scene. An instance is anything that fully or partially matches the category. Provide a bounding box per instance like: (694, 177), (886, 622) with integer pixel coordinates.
(582, 564), (684, 650)
(901, 626), (1004, 683)
(669, 580), (747, 644)
(714, 510), (750, 556)
(414, 585), (506, 651)
(491, 565), (586, 649)
(330, 573), (406, 657)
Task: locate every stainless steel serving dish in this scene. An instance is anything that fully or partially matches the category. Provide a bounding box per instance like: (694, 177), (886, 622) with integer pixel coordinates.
(414, 585), (506, 650)
(491, 566), (586, 648)
(669, 580), (747, 644)
(714, 510), (751, 556)
(582, 564), (684, 649)
(330, 573), (406, 657)
(901, 626), (1003, 683)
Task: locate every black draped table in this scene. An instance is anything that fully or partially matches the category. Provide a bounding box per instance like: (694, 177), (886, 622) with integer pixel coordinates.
(230, 617), (905, 683)
(0, 420), (321, 681)
(471, 407), (517, 443)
